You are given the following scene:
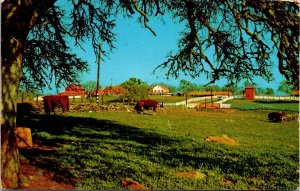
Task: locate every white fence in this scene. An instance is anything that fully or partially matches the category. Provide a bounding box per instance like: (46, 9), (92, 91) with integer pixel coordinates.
(219, 104), (231, 109)
(255, 95), (299, 101)
(215, 96), (234, 104)
(232, 95), (299, 101)
(36, 95), (83, 101)
(162, 96), (218, 107)
(161, 94), (299, 109)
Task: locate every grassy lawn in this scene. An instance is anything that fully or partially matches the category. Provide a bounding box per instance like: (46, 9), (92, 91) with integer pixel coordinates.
(226, 99), (299, 112)
(17, 103), (299, 190)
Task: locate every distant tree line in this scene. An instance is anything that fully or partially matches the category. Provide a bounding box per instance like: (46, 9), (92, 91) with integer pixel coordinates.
(17, 79), (295, 102)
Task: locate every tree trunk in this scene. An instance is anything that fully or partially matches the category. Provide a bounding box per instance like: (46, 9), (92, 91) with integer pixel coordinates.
(1, 1), (31, 188)
(2, 0), (55, 188)
(1, 37), (23, 188)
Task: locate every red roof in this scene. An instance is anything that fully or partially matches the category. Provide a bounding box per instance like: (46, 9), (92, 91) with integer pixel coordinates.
(92, 89), (105, 96)
(103, 86), (128, 95)
(293, 90), (299, 95)
(245, 86), (255, 89)
(92, 86), (128, 96)
(58, 84), (86, 96)
(65, 84), (85, 91)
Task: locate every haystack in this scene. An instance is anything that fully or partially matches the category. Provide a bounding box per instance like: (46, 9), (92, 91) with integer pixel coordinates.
(204, 134), (238, 145)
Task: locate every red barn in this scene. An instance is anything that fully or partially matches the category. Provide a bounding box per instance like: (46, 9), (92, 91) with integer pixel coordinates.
(244, 86), (255, 100)
(58, 84), (86, 97)
(103, 86), (128, 95)
(92, 86), (128, 96)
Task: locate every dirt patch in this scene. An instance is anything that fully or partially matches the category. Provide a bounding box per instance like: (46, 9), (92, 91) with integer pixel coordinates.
(18, 143), (74, 190)
(175, 171), (206, 179)
(19, 162), (74, 190)
(220, 178), (234, 185)
(204, 134), (238, 146)
(121, 178), (150, 190)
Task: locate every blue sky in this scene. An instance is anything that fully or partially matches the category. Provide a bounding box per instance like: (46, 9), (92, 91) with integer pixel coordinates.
(51, 13), (285, 94)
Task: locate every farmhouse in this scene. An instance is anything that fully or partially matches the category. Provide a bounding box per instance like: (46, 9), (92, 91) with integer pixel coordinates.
(149, 84), (170, 95)
(58, 84), (86, 97)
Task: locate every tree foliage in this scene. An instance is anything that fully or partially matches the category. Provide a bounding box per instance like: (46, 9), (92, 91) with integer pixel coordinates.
(255, 86), (266, 95)
(156, 0), (299, 88)
(204, 84), (221, 92)
(167, 85), (177, 94)
(82, 80), (97, 96)
(179, 79), (198, 93)
(121, 78), (149, 102)
(4, 0), (299, 91)
(222, 83), (239, 94)
(265, 87), (275, 96)
(277, 80), (294, 95)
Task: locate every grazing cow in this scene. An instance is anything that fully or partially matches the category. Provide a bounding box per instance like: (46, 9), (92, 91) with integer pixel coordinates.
(268, 111), (285, 122)
(43, 95), (69, 114)
(134, 100), (159, 114)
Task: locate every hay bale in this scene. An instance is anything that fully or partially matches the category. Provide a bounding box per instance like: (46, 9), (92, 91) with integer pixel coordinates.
(204, 134), (238, 146)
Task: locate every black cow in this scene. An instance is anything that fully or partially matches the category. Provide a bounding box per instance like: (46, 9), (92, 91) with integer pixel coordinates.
(268, 111), (285, 122)
(134, 100), (159, 114)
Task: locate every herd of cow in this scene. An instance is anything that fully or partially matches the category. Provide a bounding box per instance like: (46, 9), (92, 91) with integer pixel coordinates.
(42, 95), (159, 114)
(43, 95), (288, 122)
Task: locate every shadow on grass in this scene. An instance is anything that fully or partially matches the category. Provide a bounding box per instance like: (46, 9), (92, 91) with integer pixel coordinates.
(17, 114), (175, 146)
(16, 113), (298, 189)
(17, 113), (180, 183)
(254, 100), (298, 104)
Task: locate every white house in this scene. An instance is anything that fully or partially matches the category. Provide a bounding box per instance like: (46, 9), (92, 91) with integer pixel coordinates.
(150, 85), (170, 95)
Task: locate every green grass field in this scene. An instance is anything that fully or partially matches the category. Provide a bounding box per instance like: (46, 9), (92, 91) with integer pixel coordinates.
(226, 99), (299, 112)
(18, 101), (299, 190)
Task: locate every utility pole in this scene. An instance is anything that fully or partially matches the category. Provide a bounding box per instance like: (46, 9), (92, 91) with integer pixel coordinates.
(96, 42), (102, 105)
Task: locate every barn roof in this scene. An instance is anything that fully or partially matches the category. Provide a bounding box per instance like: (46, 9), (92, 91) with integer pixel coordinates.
(92, 86), (128, 96)
(245, 86), (255, 89)
(104, 86), (128, 95)
(58, 84), (86, 96)
(66, 84), (85, 91)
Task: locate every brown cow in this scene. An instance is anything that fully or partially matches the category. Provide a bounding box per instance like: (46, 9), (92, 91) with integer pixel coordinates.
(134, 100), (159, 114)
(43, 95), (69, 114)
(268, 111), (285, 122)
